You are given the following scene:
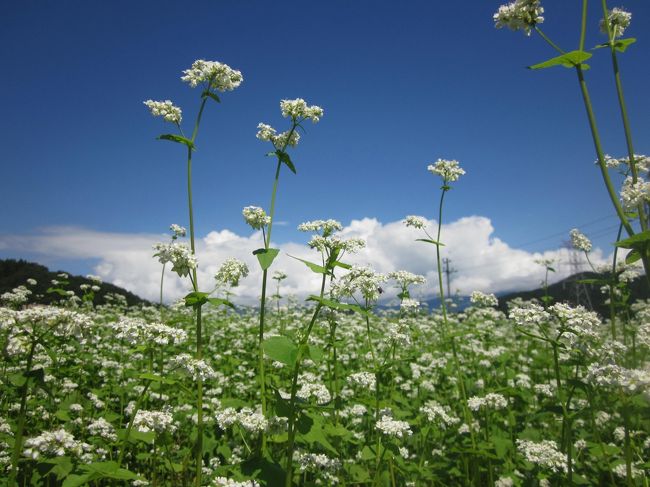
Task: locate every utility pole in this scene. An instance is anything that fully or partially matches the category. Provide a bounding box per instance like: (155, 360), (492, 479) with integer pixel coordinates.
(442, 258), (457, 299)
(565, 242), (593, 310)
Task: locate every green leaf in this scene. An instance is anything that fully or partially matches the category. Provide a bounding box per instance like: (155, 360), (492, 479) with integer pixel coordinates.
(253, 248), (280, 270)
(62, 474), (94, 487)
(492, 436), (512, 459)
(307, 344), (324, 362)
(331, 260), (352, 270)
(276, 150), (297, 174)
(43, 456), (73, 480)
(138, 372), (176, 385)
(207, 297), (235, 309)
(528, 50), (592, 70)
(184, 291), (209, 308)
(157, 134), (195, 150)
(625, 249), (642, 265)
(615, 230), (650, 250)
(83, 461), (142, 480)
(201, 90), (221, 103)
(263, 336), (298, 366)
(46, 287), (68, 296)
(415, 238), (445, 247)
(288, 254), (328, 274)
(594, 37), (636, 52)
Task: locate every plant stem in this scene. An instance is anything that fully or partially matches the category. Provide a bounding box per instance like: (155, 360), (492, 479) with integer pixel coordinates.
(284, 274), (327, 487)
(9, 340), (37, 486)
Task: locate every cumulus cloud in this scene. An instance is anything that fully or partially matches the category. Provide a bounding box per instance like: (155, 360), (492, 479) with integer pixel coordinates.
(0, 217), (611, 305)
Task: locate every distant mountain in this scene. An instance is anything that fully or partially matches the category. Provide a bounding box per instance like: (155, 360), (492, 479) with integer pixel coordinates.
(0, 259), (150, 307)
(496, 271), (650, 317)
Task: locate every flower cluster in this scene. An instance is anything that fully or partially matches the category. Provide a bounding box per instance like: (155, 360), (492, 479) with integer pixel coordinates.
(23, 429), (84, 459)
(516, 439), (567, 473)
(256, 123), (300, 148)
(331, 265), (387, 303)
(600, 7), (632, 38)
(493, 0), (544, 36)
(242, 206), (271, 230)
(427, 159), (465, 183)
(181, 59), (243, 91)
(170, 223), (186, 238)
(172, 353), (218, 381)
(153, 242), (197, 277)
(347, 371), (376, 391)
(403, 215), (427, 229)
(388, 270), (426, 288)
(143, 100), (182, 124)
(215, 407), (269, 433)
(214, 258), (249, 287)
(467, 393), (508, 411)
(620, 175), (650, 210)
(298, 219), (343, 235)
(419, 401), (460, 428)
(212, 478), (260, 487)
(132, 409), (177, 434)
(586, 363), (650, 394)
(376, 415), (412, 438)
(280, 98), (324, 122)
(570, 228), (592, 253)
(470, 291), (499, 308)
(111, 317), (188, 346)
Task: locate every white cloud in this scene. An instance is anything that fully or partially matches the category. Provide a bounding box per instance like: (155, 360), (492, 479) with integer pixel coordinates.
(0, 217), (610, 305)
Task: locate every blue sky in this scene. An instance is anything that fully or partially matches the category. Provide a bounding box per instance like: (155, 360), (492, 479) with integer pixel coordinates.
(1, 1), (649, 298)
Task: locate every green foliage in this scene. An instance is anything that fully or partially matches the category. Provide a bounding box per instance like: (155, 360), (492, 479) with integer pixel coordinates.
(528, 50), (592, 70)
(253, 247), (280, 270)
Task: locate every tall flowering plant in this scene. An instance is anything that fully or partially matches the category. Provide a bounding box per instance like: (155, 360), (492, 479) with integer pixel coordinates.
(144, 59), (242, 486)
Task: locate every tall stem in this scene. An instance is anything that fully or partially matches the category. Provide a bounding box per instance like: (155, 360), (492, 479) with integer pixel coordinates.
(9, 340), (37, 485)
(284, 274), (327, 487)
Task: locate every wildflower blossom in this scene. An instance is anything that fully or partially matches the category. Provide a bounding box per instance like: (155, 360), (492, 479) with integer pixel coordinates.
(620, 175), (650, 210)
(132, 409), (176, 434)
(298, 219), (343, 235)
(181, 59), (243, 91)
(242, 206), (270, 230)
(516, 439), (567, 473)
(170, 224), (186, 238)
(172, 354), (218, 381)
(143, 100), (182, 124)
(152, 242), (197, 277)
(400, 298), (421, 314)
(600, 7), (632, 38)
(570, 228), (592, 252)
(212, 478), (260, 487)
(87, 418), (117, 442)
(470, 291), (499, 308)
(467, 393), (508, 411)
(215, 258), (249, 287)
(331, 265), (387, 302)
(23, 429), (83, 459)
(389, 270), (426, 288)
(280, 98), (324, 122)
(427, 159), (465, 183)
(376, 415), (412, 438)
(493, 0), (544, 35)
(420, 401), (460, 428)
(347, 371), (376, 391)
(403, 215), (427, 229)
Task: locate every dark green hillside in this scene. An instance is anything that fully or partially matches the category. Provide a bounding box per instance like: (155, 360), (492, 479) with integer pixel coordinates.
(497, 271), (650, 317)
(0, 259), (150, 306)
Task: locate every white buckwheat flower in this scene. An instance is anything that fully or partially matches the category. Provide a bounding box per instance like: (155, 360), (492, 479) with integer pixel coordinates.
(143, 100), (182, 124)
(470, 291), (499, 308)
(516, 439), (567, 473)
(280, 98), (324, 123)
(152, 242), (197, 277)
(215, 258), (249, 287)
(600, 8), (632, 38)
(170, 224), (186, 238)
(376, 415), (412, 438)
(427, 159), (465, 183)
(570, 229), (592, 252)
(620, 175), (650, 210)
(493, 0), (544, 36)
(403, 215), (427, 229)
(181, 59), (243, 91)
(172, 353), (218, 381)
(242, 206), (271, 230)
